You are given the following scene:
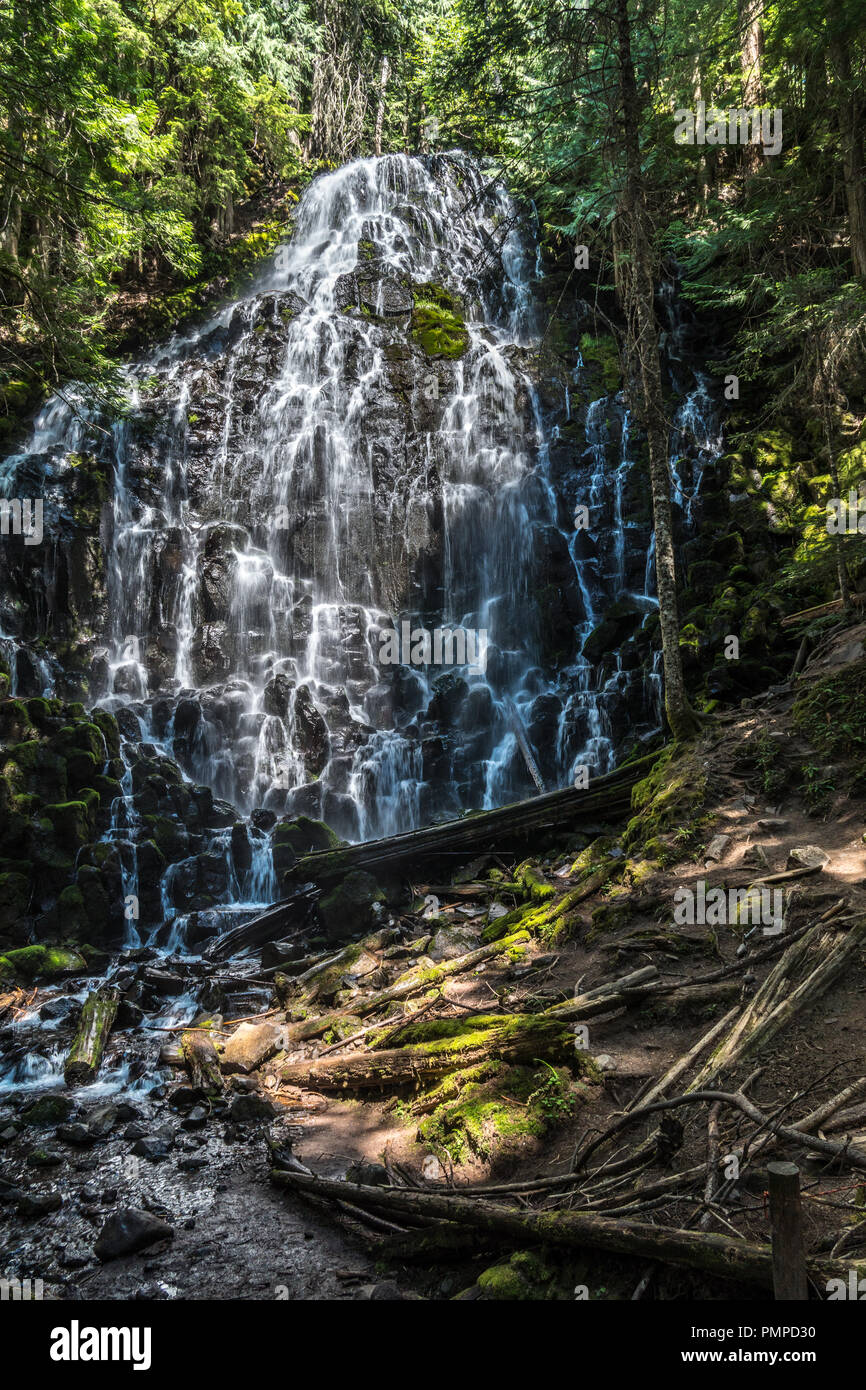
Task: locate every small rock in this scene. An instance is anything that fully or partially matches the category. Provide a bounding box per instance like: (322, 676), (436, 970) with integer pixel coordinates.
(742, 844), (771, 870)
(227, 1093), (277, 1122)
(94, 1208), (174, 1261)
(428, 924), (480, 962)
(87, 1106), (119, 1139)
(123, 1122), (148, 1141)
(26, 1147), (64, 1168)
(345, 1161), (390, 1187)
(114, 1000), (144, 1030)
(141, 967), (186, 996)
(18, 1189), (63, 1218)
(22, 1093), (75, 1127)
(114, 1102), (141, 1122)
(756, 817), (788, 831)
(178, 1154), (208, 1172)
(594, 1054), (617, 1073)
(38, 996), (81, 1024)
(131, 1136), (171, 1162)
(168, 1085), (206, 1111)
(56, 1124), (93, 1147)
(787, 845), (830, 870)
(368, 1280), (404, 1300)
(59, 1250), (89, 1270)
(705, 833), (731, 862)
(181, 1107), (208, 1131)
(421, 1154), (443, 1182)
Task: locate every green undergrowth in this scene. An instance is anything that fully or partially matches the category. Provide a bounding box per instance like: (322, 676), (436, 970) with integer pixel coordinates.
(416, 1061), (583, 1166)
(793, 658), (866, 767)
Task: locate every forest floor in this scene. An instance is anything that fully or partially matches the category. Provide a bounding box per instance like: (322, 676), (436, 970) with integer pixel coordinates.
(2, 627), (865, 1301)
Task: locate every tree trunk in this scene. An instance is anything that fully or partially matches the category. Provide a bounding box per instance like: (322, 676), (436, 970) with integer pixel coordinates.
(374, 55), (390, 156)
(831, 40), (866, 281)
(64, 987), (119, 1085)
(270, 1168), (866, 1292)
(738, 0), (764, 170)
(289, 929), (532, 1040)
(613, 0), (699, 741)
(280, 1014), (573, 1091)
(180, 1029), (224, 1095)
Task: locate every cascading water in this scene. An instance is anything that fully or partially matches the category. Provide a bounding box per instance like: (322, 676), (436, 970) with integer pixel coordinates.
(89, 153), (641, 844)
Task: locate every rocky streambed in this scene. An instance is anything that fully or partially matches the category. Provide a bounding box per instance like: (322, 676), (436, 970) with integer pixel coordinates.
(0, 932), (424, 1300)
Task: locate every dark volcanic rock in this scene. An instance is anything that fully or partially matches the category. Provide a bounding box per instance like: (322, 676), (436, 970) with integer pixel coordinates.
(94, 1207), (174, 1260)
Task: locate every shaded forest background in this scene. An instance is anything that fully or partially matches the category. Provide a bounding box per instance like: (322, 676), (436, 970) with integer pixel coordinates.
(2, 0), (865, 412)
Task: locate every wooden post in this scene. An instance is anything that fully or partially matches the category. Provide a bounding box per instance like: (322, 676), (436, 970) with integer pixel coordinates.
(767, 1161), (809, 1300)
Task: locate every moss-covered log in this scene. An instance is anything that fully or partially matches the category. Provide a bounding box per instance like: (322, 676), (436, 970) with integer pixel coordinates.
(281, 1013), (578, 1091)
(64, 986), (119, 1085)
(180, 1029), (224, 1095)
(289, 930), (531, 1041)
(270, 1167), (866, 1292)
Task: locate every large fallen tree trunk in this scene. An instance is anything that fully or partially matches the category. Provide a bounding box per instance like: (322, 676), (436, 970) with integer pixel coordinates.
(280, 1014), (574, 1091)
(270, 1168), (866, 1291)
(64, 986), (119, 1085)
(283, 751), (660, 890)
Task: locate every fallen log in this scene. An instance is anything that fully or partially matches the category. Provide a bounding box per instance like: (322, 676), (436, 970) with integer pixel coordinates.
(288, 929), (531, 1041)
(180, 1029), (224, 1095)
(689, 914), (866, 1090)
(824, 1101), (866, 1135)
(270, 1167), (866, 1291)
(64, 986), (119, 1086)
(793, 1078), (866, 1135)
(0, 986), (27, 1021)
(288, 930), (393, 1009)
(482, 861), (623, 943)
(280, 1013), (575, 1091)
(203, 886), (318, 962)
(282, 751), (661, 890)
(780, 594), (865, 627)
(546, 964), (659, 1022)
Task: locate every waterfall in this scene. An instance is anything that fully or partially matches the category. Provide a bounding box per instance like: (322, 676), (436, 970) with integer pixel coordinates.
(94, 153), (587, 836)
(0, 154), (723, 906)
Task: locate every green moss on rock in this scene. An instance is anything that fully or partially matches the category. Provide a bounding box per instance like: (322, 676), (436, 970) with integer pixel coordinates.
(411, 282), (469, 359)
(0, 943), (86, 980)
